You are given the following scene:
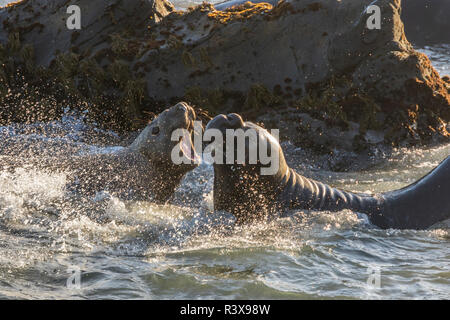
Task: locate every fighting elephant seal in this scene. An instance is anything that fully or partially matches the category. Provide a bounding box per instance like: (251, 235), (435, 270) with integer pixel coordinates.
(66, 102), (201, 202)
(0, 102), (199, 203)
(206, 113), (450, 230)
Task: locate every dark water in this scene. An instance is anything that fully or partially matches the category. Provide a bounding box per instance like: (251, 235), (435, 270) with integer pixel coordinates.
(0, 0), (449, 300)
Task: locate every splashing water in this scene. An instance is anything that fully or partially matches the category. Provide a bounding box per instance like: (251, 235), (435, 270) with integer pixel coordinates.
(417, 44), (450, 76)
(0, 0), (449, 297)
(0, 106), (448, 300)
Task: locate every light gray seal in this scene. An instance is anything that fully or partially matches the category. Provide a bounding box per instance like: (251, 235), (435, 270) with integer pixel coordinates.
(0, 102), (199, 203)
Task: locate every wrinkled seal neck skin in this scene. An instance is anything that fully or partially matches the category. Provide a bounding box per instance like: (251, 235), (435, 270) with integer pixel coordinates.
(265, 154), (450, 230)
(209, 113), (450, 229)
(276, 167), (384, 221)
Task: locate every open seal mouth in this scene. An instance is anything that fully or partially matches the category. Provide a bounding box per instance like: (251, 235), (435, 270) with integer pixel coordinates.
(178, 108), (202, 164)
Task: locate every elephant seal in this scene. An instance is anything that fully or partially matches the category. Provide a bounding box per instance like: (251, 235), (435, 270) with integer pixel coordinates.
(0, 102), (199, 203)
(214, 0), (278, 11)
(206, 113), (450, 230)
(65, 102), (200, 202)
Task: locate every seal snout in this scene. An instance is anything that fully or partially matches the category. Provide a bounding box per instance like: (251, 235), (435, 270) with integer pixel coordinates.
(171, 102), (196, 130)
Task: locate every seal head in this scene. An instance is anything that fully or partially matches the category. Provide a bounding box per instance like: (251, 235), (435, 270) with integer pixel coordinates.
(130, 102), (199, 174)
(206, 113), (288, 222)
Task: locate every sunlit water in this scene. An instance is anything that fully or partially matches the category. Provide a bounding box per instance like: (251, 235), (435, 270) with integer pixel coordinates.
(0, 0), (449, 300)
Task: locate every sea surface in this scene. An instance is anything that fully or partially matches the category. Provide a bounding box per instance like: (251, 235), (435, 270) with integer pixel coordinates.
(0, 0), (449, 300)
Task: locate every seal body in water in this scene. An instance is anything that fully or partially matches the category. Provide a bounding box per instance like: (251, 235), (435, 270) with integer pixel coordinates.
(206, 113), (450, 230)
(1, 102), (199, 203)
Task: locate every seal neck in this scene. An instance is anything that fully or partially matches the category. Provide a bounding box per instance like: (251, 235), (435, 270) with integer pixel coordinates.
(279, 168), (384, 216)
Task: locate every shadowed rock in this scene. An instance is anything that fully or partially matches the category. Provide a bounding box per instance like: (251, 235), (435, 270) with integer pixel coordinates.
(402, 0), (450, 45)
(0, 0), (448, 149)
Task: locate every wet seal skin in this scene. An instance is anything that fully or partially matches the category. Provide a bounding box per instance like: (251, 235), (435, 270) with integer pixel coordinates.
(70, 102), (199, 202)
(207, 113), (450, 230)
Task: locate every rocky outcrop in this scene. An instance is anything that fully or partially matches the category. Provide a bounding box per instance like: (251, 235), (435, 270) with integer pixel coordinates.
(0, 0), (449, 149)
(402, 0), (450, 45)
(0, 0), (174, 127)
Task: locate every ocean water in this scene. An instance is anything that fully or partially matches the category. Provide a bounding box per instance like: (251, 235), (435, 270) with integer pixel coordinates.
(0, 0), (449, 300)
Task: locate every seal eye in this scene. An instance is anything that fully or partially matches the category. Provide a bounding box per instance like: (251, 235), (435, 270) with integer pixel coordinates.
(152, 126), (160, 135)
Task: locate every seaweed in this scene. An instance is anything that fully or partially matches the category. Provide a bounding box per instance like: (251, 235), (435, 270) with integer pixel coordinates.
(19, 43), (35, 73)
(207, 1), (273, 24)
(182, 50), (196, 67)
(7, 32), (21, 54)
(244, 83), (280, 110)
(108, 60), (131, 89)
(199, 47), (213, 68)
(184, 86), (225, 113)
(167, 35), (183, 50)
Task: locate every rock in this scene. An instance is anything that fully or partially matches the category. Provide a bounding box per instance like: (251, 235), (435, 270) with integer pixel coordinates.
(0, 0), (448, 149)
(402, 0), (450, 45)
(0, 0), (174, 67)
(0, 0), (174, 128)
(214, 0), (278, 10)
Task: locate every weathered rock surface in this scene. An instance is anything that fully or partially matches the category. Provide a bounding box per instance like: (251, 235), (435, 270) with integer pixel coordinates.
(402, 0), (450, 45)
(0, 0), (449, 150)
(0, 0), (174, 127)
